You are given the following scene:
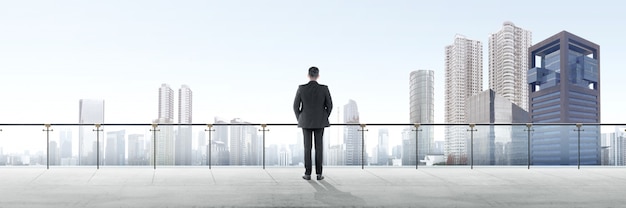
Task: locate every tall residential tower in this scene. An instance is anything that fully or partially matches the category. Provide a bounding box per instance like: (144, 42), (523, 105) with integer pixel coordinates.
(175, 85), (193, 165)
(153, 84), (175, 165)
(489, 21), (532, 111)
(444, 35), (483, 164)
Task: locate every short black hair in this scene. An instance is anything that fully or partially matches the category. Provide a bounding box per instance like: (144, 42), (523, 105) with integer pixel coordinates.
(308, 66), (319, 78)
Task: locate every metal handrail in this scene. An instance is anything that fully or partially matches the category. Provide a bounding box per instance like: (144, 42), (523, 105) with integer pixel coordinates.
(0, 123), (620, 126)
(0, 122), (616, 170)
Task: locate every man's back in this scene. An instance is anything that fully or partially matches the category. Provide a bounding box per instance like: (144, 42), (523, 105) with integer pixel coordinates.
(293, 81), (332, 129)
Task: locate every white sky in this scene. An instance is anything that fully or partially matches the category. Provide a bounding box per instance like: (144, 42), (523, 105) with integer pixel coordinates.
(1, 0), (625, 154)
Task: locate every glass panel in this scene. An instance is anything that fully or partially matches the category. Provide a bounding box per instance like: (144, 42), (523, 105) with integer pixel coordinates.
(0, 126), (47, 166)
(0, 124), (615, 168)
(100, 125), (152, 167)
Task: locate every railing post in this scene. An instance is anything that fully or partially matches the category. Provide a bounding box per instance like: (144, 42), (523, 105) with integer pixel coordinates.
(467, 123), (477, 169)
(358, 124), (368, 169)
(43, 124), (53, 169)
(259, 124), (269, 169)
(205, 124), (215, 169)
(525, 123), (534, 169)
(574, 123), (584, 169)
(150, 123), (159, 170)
(93, 123), (103, 169)
(412, 123), (422, 169)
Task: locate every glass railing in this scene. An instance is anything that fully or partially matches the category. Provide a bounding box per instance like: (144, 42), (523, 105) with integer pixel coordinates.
(0, 123), (622, 169)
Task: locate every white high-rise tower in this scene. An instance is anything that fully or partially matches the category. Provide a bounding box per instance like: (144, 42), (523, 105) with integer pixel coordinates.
(78, 99), (104, 165)
(408, 70), (434, 165)
(158, 84), (174, 122)
(444, 35), (483, 165)
(489, 21), (532, 111)
(176, 85), (193, 165)
(178, 85), (192, 124)
(343, 100), (363, 166)
(153, 83), (175, 165)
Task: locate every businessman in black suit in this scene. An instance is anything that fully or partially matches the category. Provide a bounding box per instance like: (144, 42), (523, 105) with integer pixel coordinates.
(293, 66), (333, 180)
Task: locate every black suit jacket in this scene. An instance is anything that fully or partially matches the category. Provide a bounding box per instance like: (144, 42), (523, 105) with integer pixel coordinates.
(293, 81), (333, 128)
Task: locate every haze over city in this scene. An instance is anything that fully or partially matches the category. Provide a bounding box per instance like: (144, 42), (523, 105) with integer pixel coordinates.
(2, 1), (625, 125)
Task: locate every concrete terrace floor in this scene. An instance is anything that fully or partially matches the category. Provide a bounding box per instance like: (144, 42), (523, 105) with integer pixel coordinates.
(1, 166), (626, 207)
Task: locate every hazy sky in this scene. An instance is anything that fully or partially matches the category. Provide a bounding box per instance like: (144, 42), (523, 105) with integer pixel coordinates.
(1, 0), (624, 126)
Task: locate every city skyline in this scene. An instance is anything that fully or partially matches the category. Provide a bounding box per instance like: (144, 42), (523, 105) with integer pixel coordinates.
(1, 1), (626, 167)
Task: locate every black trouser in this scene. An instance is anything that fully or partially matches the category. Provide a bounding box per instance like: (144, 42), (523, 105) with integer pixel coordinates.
(303, 128), (324, 175)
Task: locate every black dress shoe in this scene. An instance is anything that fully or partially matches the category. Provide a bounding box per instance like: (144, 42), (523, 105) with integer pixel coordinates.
(302, 175), (311, 180)
(316, 174), (324, 180)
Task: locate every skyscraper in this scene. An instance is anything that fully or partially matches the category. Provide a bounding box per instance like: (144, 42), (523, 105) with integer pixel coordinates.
(153, 84), (175, 165)
(59, 129), (72, 160)
(105, 130), (125, 166)
(609, 128), (626, 166)
(175, 85), (192, 165)
(445, 35), (483, 165)
(213, 117), (230, 165)
(409, 70), (434, 164)
(465, 90), (529, 165)
(128, 134), (147, 165)
(489, 21), (532, 111)
(229, 118), (259, 165)
(178, 85), (192, 124)
(78, 99), (104, 165)
(344, 100), (364, 166)
(528, 31), (600, 165)
(49, 141), (59, 166)
(159, 84), (174, 122)
(196, 130), (207, 165)
(377, 129), (389, 165)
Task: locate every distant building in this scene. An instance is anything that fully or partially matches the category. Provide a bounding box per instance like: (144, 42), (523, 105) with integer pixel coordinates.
(391, 145), (402, 159)
(278, 145), (292, 166)
(266, 144), (279, 166)
(128, 134), (148, 165)
(229, 118), (259, 165)
(327, 144), (345, 166)
(211, 117), (230, 165)
(78, 99), (104, 165)
(105, 130), (125, 165)
(402, 128), (416, 165)
(528, 31), (600, 165)
(445, 35), (483, 165)
(376, 129), (389, 165)
(604, 127), (626, 166)
(344, 100), (364, 166)
(49, 141), (59, 166)
(59, 129), (72, 164)
(465, 89), (529, 165)
(409, 70), (435, 164)
(158, 84), (174, 121)
(175, 85), (192, 165)
(153, 84), (175, 165)
(489, 21), (532, 111)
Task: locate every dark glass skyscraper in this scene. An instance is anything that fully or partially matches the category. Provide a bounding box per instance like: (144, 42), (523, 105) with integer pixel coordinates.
(527, 31), (600, 165)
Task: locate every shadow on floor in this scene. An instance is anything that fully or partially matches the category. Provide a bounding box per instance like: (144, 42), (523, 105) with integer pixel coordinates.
(308, 179), (366, 206)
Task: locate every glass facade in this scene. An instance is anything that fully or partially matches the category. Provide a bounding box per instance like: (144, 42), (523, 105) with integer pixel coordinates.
(528, 31), (601, 165)
(409, 70), (434, 165)
(466, 90), (529, 165)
